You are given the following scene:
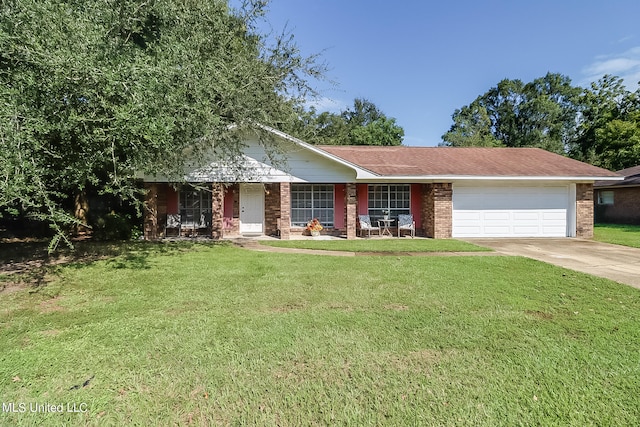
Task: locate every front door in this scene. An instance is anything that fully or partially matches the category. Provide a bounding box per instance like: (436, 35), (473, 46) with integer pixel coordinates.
(240, 183), (264, 234)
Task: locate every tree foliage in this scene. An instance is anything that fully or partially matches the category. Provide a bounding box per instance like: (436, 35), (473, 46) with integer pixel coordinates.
(440, 101), (501, 147)
(286, 98), (404, 146)
(442, 72), (640, 170)
(441, 73), (582, 154)
(571, 75), (640, 170)
(0, 0), (324, 248)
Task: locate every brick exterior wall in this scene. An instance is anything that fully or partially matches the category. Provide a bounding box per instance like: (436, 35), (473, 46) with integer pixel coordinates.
(211, 183), (224, 239)
(345, 183), (357, 239)
(595, 187), (640, 225)
(279, 182), (291, 239)
(576, 183), (594, 238)
(224, 184), (240, 236)
(422, 183), (452, 239)
(264, 183), (281, 237)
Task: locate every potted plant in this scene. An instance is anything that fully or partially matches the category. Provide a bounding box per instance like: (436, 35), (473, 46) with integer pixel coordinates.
(382, 210), (390, 220)
(306, 218), (323, 237)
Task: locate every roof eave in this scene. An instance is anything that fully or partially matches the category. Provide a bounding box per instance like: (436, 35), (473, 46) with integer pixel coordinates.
(357, 175), (624, 182)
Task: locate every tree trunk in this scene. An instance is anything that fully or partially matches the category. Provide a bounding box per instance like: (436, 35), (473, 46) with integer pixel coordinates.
(74, 189), (90, 236)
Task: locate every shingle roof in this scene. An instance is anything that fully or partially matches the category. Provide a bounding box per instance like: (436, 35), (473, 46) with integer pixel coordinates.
(318, 146), (620, 178)
(594, 165), (640, 188)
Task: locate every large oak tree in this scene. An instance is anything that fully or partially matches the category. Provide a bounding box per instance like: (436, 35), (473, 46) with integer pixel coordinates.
(0, 0), (324, 248)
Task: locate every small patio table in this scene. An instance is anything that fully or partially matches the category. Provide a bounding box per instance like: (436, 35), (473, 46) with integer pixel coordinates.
(379, 218), (395, 237)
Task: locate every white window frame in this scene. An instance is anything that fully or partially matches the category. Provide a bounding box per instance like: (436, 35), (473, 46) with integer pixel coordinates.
(290, 184), (334, 227)
(597, 190), (614, 205)
(368, 184), (411, 222)
(179, 185), (212, 227)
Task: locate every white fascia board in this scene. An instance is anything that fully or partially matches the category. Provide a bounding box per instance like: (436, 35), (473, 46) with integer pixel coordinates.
(357, 175), (625, 183)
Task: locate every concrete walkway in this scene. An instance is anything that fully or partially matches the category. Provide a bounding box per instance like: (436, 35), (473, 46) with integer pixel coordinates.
(230, 237), (501, 258)
(231, 238), (355, 257)
(465, 238), (640, 289)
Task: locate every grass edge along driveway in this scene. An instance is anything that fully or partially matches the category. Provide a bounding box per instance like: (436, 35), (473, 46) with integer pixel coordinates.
(1, 243), (639, 426)
(593, 223), (640, 248)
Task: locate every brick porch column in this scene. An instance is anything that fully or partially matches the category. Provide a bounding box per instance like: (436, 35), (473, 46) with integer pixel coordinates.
(143, 183), (158, 240)
(211, 183), (224, 239)
(576, 183), (594, 238)
(423, 183), (452, 238)
(279, 182), (291, 239)
(345, 183), (357, 239)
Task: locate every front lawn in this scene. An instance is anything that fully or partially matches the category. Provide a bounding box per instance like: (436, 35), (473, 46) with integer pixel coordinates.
(260, 238), (490, 253)
(1, 243), (639, 425)
(594, 223), (640, 248)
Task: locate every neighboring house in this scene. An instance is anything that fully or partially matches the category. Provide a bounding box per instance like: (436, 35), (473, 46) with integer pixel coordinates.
(594, 165), (640, 225)
(142, 127), (621, 240)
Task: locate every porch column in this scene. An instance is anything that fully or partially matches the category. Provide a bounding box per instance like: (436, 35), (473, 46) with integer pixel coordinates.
(576, 183), (594, 238)
(423, 183), (452, 239)
(144, 183), (158, 240)
(345, 183), (357, 239)
(211, 183), (224, 240)
(279, 182), (291, 239)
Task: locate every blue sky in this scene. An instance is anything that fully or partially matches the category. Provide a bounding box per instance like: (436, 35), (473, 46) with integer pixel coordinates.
(257, 0), (640, 146)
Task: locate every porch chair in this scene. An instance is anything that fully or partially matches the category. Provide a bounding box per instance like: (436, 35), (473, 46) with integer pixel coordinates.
(194, 212), (212, 237)
(165, 213), (181, 237)
(358, 215), (380, 237)
(397, 214), (415, 238)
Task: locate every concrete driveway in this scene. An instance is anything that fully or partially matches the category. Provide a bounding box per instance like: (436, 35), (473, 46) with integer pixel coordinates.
(465, 238), (640, 289)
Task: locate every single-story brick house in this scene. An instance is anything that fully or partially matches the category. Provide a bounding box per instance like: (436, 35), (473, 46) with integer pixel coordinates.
(594, 165), (640, 224)
(142, 127), (621, 240)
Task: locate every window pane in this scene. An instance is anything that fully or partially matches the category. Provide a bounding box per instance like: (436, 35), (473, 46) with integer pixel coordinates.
(368, 184), (410, 222)
(291, 184), (334, 227)
(179, 185), (212, 227)
(598, 191), (614, 205)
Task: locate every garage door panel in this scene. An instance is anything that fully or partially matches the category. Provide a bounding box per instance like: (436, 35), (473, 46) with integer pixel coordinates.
(455, 211), (481, 220)
(453, 186), (569, 238)
(542, 211), (566, 220)
(513, 211), (539, 221)
(513, 225), (541, 234)
(542, 227), (566, 236)
(455, 226), (483, 235)
(484, 226), (512, 235)
(484, 211), (510, 220)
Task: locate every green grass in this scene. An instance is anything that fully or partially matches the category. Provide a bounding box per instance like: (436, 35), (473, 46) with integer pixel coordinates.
(260, 238), (490, 253)
(594, 223), (640, 248)
(1, 242), (639, 426)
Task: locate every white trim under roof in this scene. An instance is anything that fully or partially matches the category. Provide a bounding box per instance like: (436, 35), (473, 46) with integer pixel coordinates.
(355, 175), (624, 183)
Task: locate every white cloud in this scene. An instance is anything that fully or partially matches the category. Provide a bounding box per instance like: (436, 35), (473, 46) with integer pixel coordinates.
(582, 46), (640, 90)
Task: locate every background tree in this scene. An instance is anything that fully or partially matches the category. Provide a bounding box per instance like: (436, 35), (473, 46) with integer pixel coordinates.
(287, 97), (404, 146)
(440, 101), (501, 147)
(571, 75), (640, 170)
(442, 73), (582, 154)
(0, 0), (325, 249)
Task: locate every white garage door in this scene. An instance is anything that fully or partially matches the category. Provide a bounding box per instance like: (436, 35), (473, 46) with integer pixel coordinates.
(452, 186), (570, 237)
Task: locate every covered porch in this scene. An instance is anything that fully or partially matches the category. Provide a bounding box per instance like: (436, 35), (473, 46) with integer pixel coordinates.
(142, 182), (454, 240)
